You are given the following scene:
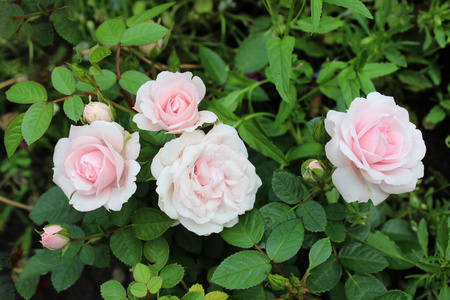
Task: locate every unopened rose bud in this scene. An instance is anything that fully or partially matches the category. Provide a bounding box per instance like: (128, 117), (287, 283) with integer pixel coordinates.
(312, 115), (331, 145)
(301, 159), (325, 182)
(40, 225), (70, 250)
(267, 273), (289, 291)
(83, 102), (113, 124)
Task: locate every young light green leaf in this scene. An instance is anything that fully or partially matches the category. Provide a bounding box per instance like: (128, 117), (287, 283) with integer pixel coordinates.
(181, 291), (204, 300)
(238, 120), (287, 165)
(271, 171), (304, 205)
(147, 276), (163, 294)
(266, 218), (304, 263)
(235, 33), (270, 73)
(52, 67), (76, 95)
(51, 257), (84, 292)
(296, 201), (327, 232)
(6, 81), (47, 104)
(96, 69), (117, 90)
(339, 243), (388, 274)
(4, 113), (24, 158)
(101, 280), (127, 300)
(63, 95), (84, 121)
(119, 70), (150, 94)
(96, 19), (126, 46)
(345, 274), (386, 300)
(121, 22), (168, 46)
(160, 263), (185, 288)
(89, 45), (112, 63)
(221, 209), (265, 248)
(21, 101), (53, 145)
(199, 46), (228, 85)
(266, 36), (295, 103)
(132, 208), (175, 240)
(297, 16), (344, 34)
(110, 228), (142, 266)
(144, 237), (170, 271)
(217, 90), (245, 112)
(307, 256), (342, 293)
(129, 282), (147, 298)
(211, 251), (271, 289)
(126, 2), (176, 27)
(324, 0), (373, 19)
(133, 263), (151, 283)
(308, 237), (332, 270)
(311, 0), (323, 32)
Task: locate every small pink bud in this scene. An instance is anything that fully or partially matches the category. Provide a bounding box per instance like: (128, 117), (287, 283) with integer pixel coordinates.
(83, 102), (113, 124)
(40, 225), (70, 250)
(301, 159), (325, 182)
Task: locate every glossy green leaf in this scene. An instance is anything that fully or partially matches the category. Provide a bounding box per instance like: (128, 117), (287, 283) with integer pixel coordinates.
(63, 95), (84, 121)
(221, 209), (264, 248)
(89, 45), (112, 63)
(127, 2), (175, 27)
(129, 282), (147, 298)
(100, 280), (127, 300)
(119, 70), (150, 94)
(339, 243), (388, 274)
(363, 63), (398, 79)
(4, 113), (24, 158)
(52, 67), (76, 95)
(417, 219), (429, 256)
(121, 22), (168, 46)
(133, 263), (151, 283)
(199, 46), (228, 85)
(366, 231), (412, 270)
(6, 81), (47, 104)
(374, 290), (412, 300)
(160, 263), (185, 288)
(132, 208), (175, 240)
(22, 101), (53, 145)
(296, 200), (327, 232)
(110, 228), (142, 265)
(211, 251), (271, 289)
(324, 0), (372, 19)
(266, 218), (304, 263)
(307, 256), (342, 293)
(50, 9), (81, 44)
(311, 0), (323, 32)
(308, 237), (332, 269)
(144, 237), (169, 271)
(147, 276), (163, 294)
(297, 16), (344, 34)
(345, 274), (386, 300)
(325, 221), (346, 243)
(80, 245), (95, 265)
(271, 171), (304, 205)
(235, 33), (270, 73)
(51, 256), (84, 292)
(96, 19), (126, 46)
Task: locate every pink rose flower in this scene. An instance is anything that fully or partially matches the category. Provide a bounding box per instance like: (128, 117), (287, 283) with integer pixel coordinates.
(53, 121), (141, 211)
(151, 123), (262, 236)
(40, 225), (70, 250)
(132, 71), (217, 134)
(325, 92), (426, 205)
(83, 102), (113, 124)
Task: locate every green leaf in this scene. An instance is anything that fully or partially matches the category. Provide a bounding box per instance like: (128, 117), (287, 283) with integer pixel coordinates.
(217, 90), (244, 112)
(366, 231), (412, 270)
(147, 276), (163, 294)
(285, 142), (324, 161)
(297, 16), (344, 34)
(133, 263), (151, 283)
(63, 95), (84, 121)
(357, 72), (375, 95)
(221, 209), (264, 248)
(325, 221), (346, 243)
(238, 120), (287, 165)
(129, 282), (147, 298)
(127, 2), (176, 27)
(52, 67), (76, 95)
(182, 291), (204, 300)
(96, 19), (126, 46)
(381, 219), (417, 242)
(121, 22), (168, 46)
(436, 216), (449, 256)
(109, 197), (137, 227)
(266, 36), (295, 103)
(417, 219), (428, 256)
(96, 69), (118, 91)
(119, 70), (150, 94)
(144, 237), (169, 271)
(266, 218), (304, 263)
(434, 26), (446, 48)
(0, 4), (23, 40)
(110, 228), (142, 266)
(339, 243), (388, 273)
(345, 274), (387, 300)
(259, 202), (297, 239)
(309, 237), (332, 269)
(89, 45), (112, 64)
(323, 0), (373, 19)
(296, 200), (327, 232)
(101, 280), (127, 300)
(311, 0), (323, 32)
(132, 208), (175, 241)
(363, 63), (398, 79)
(80, 245), (95, 265)
(374, 290), (413, 300)
(4, 113), (24, 158)
(30, 186), (83, 225)
(235, 33), (270, 73)
(271, 171), (304, 204)
(21, 101), (53, 145)
(160, 263), (185, 288)
(325, 203), (347, 221)
(51, 256), (84, 292)
(50, 9), (81, 44)
(307, 256), (341, 293)
(211, 251), (271, 289)
(205, 291), (228, 300)
(6, 81), (47, 104)
(199, 46), (228, 85)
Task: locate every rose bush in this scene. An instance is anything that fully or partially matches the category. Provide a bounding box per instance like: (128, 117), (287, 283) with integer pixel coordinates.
(151, 123), (262, 235)
(325, 92), (426, 205)
(133, 71), (217, 134)
(40, 225), (70, 250)
(53, 121), (140, 211)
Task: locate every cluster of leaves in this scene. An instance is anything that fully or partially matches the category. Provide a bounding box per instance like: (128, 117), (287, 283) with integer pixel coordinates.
(1, 0), (450, 300)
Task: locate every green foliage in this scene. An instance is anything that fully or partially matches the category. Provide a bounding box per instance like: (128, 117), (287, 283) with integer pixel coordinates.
(121, 22), (168, 46)
(271, 171), (304, 204)
(131, 208), (175, 240)
(110, 228), (142, 266)
(4, 113), (24, 158)
(221, 209), (264, 248)
(6, 81), (47, 104)
(266, 218), (304, 263)
(296, 200), (327, 232)
(101, 280), (127, 300)
(199, 46), (228, 85)
(119, 70), (150, 94)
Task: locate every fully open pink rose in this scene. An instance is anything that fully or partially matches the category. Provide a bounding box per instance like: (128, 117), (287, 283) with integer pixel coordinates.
(325, 92), (426, 205)
(151, 123), (262, 235)
(53, 121), (141, 212)
(133, 71), (217, 134)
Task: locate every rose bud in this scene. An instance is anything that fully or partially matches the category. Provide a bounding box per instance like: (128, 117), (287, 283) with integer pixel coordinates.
(83, 102), (113, 124)
(40, 225), (70, 250)
(301, 159), (325, 182)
